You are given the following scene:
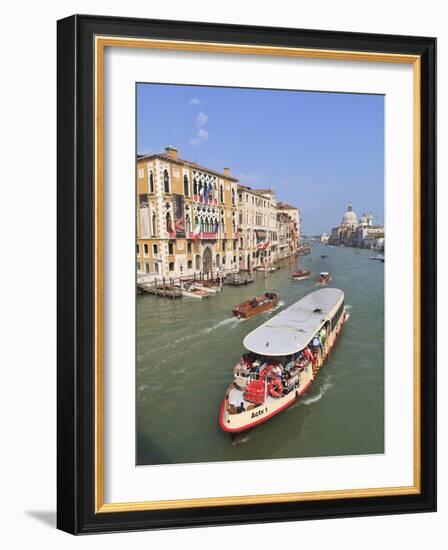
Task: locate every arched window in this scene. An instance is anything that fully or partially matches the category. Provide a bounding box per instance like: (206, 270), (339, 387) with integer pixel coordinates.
(163, 169), (170, 193)
(220, 184), (224, 203)
(195, 255), (201, 270)
(184, 175), (189, 196)
(185, 214), (191, 233)
(149, 171), (154, 193)
(193, 178), (198, 195)
(152, 211), (157, 236)
(198, 181), (203, 198)
(231, 188), (235, 206)
(166, 213), (173, 233)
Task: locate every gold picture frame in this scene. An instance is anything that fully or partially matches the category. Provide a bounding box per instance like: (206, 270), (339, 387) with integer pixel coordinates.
(57, 14), (436, 534)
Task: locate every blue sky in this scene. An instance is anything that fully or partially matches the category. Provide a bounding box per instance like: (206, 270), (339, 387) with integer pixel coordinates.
(137, 84), (384, 234)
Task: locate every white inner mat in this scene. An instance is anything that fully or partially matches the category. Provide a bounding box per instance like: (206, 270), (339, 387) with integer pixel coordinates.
(103, 45), (414, 504)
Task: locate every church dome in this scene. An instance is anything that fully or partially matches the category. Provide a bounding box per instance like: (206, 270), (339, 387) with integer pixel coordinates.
(341, 203), (358, 226)
(359, 214), (368, 225)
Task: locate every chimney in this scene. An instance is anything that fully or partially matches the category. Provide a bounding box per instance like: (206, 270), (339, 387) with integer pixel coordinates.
(165, 146), (179, 160)
(223, 167), (230, 176)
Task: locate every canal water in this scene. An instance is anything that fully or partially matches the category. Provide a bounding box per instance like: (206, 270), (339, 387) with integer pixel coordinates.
(136, 244), (384, 465)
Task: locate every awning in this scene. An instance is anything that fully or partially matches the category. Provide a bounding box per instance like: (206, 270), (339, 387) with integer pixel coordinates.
(256, 241), (270, 250)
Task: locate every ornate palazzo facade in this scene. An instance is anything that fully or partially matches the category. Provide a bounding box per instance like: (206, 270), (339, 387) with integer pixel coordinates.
(136, 147), (239, 279)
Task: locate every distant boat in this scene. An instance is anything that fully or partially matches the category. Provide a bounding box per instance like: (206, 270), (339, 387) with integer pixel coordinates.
(370, 254), (385, 262)
(321, 254), (328, 258)
(179, 285), (212, 299)
(224, 273), (254, 286)
(291, 269), (311, 281)
(232, 292), (279, 320)
(316, 271), (331, 284)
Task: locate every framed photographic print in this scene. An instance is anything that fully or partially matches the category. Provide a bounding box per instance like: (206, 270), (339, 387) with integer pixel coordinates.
(57, 14), (436, 534)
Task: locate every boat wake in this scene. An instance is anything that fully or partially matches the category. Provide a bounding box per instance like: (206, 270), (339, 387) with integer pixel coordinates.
(286, 378), (333, 412)
(300, 379), (333, 406)
(167, 317), (240, 346)
(231, 429), (260, 446)
(203, 316), (239, 334)
(264, 300), (284, 316)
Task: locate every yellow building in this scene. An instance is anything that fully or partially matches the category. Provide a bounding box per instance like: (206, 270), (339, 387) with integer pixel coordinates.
(136, 147), (239, 279)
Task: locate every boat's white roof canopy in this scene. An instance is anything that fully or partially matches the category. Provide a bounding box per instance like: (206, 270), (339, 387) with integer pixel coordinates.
(243, 288), (344, 357)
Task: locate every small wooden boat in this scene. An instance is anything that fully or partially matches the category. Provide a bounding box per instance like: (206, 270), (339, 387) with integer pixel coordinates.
(316, 271), (331, 284)
(179, 284), (213, 299)
(321, 254), (328, 258)
(291, 269), (311, 280)
(232, 292), (279, 319)
(224, 274), (254, 286)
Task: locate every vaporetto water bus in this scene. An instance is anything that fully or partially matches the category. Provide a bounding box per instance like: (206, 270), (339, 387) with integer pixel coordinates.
(219, 288), (347, 433)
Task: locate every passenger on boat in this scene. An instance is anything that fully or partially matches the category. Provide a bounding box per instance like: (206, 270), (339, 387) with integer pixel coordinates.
(242, 353), (254, 369)
(273, 365), (283, 381)
(312, 334), (323, 354)
(296, 355), (307, 370)
(319, 327), (328, 352)
(303, 346), (314, 364)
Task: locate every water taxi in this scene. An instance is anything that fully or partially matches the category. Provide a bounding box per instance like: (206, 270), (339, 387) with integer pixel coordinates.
(219, 288), (346, 432)
(232, 292), (279, 320)
(291, 269), (311, 280)
(316, 271), (331, 284)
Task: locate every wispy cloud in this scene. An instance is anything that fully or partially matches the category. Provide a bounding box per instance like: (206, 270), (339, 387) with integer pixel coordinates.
(188, 98), (200, 106)
(190, 128), (209, 145)
(196, 112), (208, 127)
(190, 112), (209, 145)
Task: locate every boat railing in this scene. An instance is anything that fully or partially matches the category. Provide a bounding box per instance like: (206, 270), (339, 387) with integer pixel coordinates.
(234, 370), (261, 381)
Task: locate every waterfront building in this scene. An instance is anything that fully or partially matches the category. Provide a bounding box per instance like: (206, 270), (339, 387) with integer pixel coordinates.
(276, 211), (293, 260)
(237, 186), (278, 270)
(277, 201), (301, 253)
(236, 187), (300, 270)
(329, 203), (384, 249)
(136, 146), (239, 279)
(320, 231), (330, 244)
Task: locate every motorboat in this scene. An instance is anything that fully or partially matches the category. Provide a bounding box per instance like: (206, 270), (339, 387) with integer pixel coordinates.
(232, 292), (279, 320)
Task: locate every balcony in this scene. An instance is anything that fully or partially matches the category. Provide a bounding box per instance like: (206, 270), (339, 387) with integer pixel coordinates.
(192, 194), (218, 205)
(186, 231), (218, 240)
